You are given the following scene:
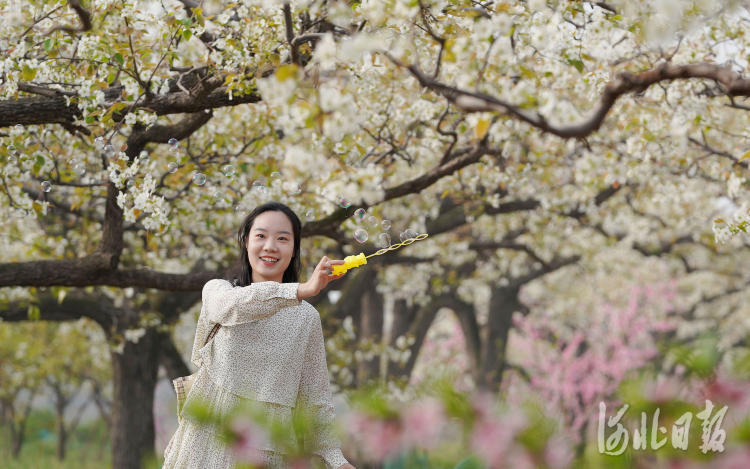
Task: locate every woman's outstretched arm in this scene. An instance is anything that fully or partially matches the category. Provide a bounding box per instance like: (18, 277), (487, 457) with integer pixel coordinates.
(202, 279), (301, 326)
(297, 310), (352, 469)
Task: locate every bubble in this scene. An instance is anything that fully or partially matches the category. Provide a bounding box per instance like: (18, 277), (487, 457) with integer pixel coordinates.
(223, 165), (235, 177)
(69, 158), (79, 168)
(168, 138), (178, 147)
(74, 163), (86, 175)
(7, 145), (17, 155)
(293, 183), (302, 194)
(305, 210), (315, 221)
(235, 204), (247, 215)
(127, 180), (136, 190)
(8, 155), (17, 165)
(15, 124), (24, 132)
(193, 173), (207, 185)
(399, 232), (409, 243)
(354, 208), (366, 222)
(167, 162), (178, 173)
(405, 229), (418, 239)
(262, 186), (270, 195)
(169, 146), (180, 157)
(253, 180), (263, 188)
(378, 233), (391, 248)
(339, 197), (350, 208)
(381, 220), (391, 230)
(368, 216), (379, 227)
(139, 151), (149, 164)
(213, 191), (224, 203)
(270, 171), (281, 180)
(94, 137), (105, 149)
(104, 144), (116, 158)
(354, 229), (369, 243)
(41, 181), (51, 192)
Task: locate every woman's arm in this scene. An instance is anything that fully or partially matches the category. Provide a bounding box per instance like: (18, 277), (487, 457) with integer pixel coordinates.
(202, 279), (301, 326)
(297, 311), (351, 469)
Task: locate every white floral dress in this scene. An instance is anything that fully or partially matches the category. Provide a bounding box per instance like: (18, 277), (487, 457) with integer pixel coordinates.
(163, 280), (349, 469)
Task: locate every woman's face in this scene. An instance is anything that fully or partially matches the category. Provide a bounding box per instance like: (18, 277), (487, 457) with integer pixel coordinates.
(247, 211), (295, 284)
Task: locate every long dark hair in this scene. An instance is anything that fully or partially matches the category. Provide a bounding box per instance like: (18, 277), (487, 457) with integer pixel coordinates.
(225, 201), (302, 287)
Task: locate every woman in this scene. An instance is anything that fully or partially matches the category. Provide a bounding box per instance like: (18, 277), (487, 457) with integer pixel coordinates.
(164, 201), (356, 469)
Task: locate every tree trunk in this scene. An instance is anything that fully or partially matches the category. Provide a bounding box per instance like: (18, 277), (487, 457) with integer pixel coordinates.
(356, 284), (384, 385)
(56, 397), (67, 460)
(110, 328), (162, 469)
(478, 285), (522, 391)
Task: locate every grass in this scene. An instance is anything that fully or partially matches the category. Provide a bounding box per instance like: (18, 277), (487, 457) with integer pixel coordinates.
(0, 409), (112, 469)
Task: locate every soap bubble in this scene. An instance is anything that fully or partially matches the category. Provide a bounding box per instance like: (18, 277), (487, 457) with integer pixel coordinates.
(223, 165), (235, 177)
(399, 232), (409, 242)
(270, 171), (282, 180)
(193, 173), (207, 185)
(7, 145), (17, 155)
(235, 204), (247, 215)
(168, 138), (178, 147)
(354, 229), (369, 243)
(104, 144), (116, 158)
(94, 137), (105, 149)
(405, 229), (418, 239)
(74, 163), (86, 175)
(127, 180), (136, 190)
(354, 208), (366, 222)
(253, 180), (263, 188)
(7, 155), (17, 165)
(15, 124), (24, 132)
(378, 233), (391, 248)
(213, 191), (224, 203)
(41, 181), (51, 192)
(169, 146), (180, 157)
(368, 216), (379, 227)
(305, 210), (315, 221)
(339, 197), (350, 208)
(69, 158), (79, 168)
(293, 183), (302, 194)
(381, 220), (391, 230)
(139, 151), (149, 164)
(167, 162), (178, 173)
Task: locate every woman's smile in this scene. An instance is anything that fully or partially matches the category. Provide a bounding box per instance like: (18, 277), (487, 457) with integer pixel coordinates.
(260, 256), (280, 266)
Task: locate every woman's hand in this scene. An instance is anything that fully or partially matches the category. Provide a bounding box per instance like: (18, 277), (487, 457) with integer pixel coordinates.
(296, 256), (345, 300)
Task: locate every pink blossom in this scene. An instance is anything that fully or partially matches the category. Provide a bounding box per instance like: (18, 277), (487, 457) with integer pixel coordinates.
(470, 409), (527, 469)
(229, 415), (270, 466)
(401, 398), (446, 450)
(543, 435), (574, 469)
(346, 411), (402, 462)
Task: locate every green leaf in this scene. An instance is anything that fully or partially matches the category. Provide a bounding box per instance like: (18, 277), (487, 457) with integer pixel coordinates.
(44, 38), (54, 52)
(36, 155), (45, 166)
(22, 64), (36, 81)
(183, 29), (193, 41)
(28, 304), (40, 321)
(568, 59), (584, 73)
(114, 52), (124, 66)
(107, 72), (116, 84)
(85, 116), (95, 124)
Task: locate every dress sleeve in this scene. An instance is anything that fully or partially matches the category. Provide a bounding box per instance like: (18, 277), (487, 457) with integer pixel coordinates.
(190, 279), (302, 368)
(202, 279), (301, 326)
(298, 309), (350, 469)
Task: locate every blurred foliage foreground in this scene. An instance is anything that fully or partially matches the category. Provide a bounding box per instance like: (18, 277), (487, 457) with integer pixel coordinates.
(177, 334), (750, 469)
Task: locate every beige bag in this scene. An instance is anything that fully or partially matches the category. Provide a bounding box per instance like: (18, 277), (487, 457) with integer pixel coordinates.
(172, 322), (222, 423)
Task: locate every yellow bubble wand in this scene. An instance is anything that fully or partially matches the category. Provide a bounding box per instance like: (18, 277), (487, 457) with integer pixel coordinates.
(330, 233), (429, 276)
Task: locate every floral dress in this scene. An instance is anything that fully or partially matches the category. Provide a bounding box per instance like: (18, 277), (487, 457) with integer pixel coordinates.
(163, 280), (349, 469)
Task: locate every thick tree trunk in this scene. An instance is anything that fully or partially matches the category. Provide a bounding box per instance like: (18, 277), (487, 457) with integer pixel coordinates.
(478, 285), (522, 391)
(355, 285), (384, 385)
(110, 328), (162, 469)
